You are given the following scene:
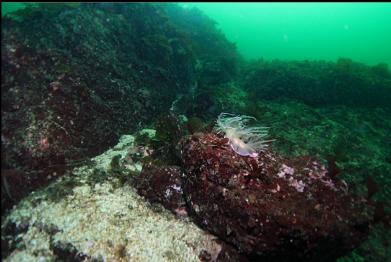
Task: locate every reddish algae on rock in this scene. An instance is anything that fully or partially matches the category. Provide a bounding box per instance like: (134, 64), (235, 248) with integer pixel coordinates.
(180, 132), (371, 260)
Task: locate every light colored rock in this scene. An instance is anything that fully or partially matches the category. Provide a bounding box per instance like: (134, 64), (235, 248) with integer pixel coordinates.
(2, 131), (221, 262)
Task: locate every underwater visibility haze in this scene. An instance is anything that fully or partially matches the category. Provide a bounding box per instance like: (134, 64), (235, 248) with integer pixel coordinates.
(181, 2), (391, 66)
(1, 2), (391, 262)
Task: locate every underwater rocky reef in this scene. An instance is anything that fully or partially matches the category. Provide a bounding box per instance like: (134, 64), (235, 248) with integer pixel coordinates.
(134, 111), (390, 261)
(2, 3), (391, 262)
(1, 3), (238, 211)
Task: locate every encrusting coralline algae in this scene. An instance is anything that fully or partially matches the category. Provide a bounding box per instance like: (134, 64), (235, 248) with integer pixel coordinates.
(135, 113), (374, 260)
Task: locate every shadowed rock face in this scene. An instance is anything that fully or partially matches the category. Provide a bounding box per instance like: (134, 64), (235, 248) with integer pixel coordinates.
(1, 3), (210, 211)
(180, 133), (372, 260)
(135, 164), (186, 213)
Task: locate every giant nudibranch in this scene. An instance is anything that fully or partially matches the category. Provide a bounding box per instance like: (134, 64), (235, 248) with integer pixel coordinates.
(214, 113), (273, 158)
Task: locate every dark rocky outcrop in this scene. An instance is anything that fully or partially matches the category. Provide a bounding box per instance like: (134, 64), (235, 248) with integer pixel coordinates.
(180, 132), (372, 260)
(134, 129), (373, 260)
(242, 59), (391, 108)
(135, 164), (186, 214)
(1, 3), (240, 211)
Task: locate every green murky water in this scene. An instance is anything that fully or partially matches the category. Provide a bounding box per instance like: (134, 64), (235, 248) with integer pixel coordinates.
(181, 3), (391, 65)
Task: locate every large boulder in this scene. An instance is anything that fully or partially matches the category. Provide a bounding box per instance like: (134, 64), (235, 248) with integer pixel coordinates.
(180, 132), (372, 261)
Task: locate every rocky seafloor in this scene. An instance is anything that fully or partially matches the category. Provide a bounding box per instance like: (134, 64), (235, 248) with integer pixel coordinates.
(2, 3), (391, 262)
(0, 126), (377, 261)
(2, 131), (241, 262)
